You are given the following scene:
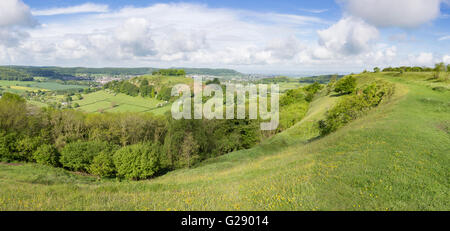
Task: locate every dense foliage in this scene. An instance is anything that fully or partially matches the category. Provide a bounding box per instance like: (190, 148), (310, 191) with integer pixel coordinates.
(0, 92), (269, 179)
(33, 144), (60, 166)
(334, 76), (357, 95)
(0, 77), (317, 179)
(114, 143), (162, 180)
(381, 64), (450, 73)
(0, 67), (33, 81)
(103, 79), (157, 98)
(319, 80), (395, 135)
(152, 69), (186, 76)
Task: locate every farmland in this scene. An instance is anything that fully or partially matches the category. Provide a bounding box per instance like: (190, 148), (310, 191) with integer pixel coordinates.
(0, 71), (448, 210)
(0, 80), (85, 93)
(73, 90), (170, 114)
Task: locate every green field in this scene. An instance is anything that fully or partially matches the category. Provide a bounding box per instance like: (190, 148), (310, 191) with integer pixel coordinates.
(73, 90), (169, 114)
(0, 72), (448, 210)
(0, 80), (85, 93)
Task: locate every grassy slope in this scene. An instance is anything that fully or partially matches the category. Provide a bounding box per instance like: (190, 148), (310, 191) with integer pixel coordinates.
(0, 73), (448, 211)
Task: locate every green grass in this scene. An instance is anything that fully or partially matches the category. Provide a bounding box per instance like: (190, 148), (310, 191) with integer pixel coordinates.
(0, 72), (448, 211)
(73, 90), (169, 114)
(278, 82), (304, 92)
(0, 80), (85, 92)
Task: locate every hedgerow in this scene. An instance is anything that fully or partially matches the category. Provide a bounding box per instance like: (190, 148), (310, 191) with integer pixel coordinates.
(319, 80), (395, 136)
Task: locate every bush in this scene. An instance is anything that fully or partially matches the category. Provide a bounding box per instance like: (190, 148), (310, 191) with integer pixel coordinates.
(0, 132), (19, 162)
(60, 141), (113, 172)
(334, 76), (357, 95)
(33, 144), (60, 166)
(16, 136), (43, 162)
(113, 143), (161, 180)
(304, 82), (323, 102)
(89, 151), (116, 177)
(319, 80), (394, 136)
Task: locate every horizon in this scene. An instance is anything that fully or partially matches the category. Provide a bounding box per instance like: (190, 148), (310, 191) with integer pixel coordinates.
(0, 0), (449, 74)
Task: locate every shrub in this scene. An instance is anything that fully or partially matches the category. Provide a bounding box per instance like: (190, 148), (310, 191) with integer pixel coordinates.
(60, 141), (113, 172)
(33, 144), (60, 166)
(304, 82), (323, 102)
(319, 80), (394, 136)
(16, 136), (43, 162)
(279, 88), (306, 106)
(113, 143), (161, 180)
(0, 132), (19, 162)
(334, 76), (357, 95)
(89, 152), (116, 177)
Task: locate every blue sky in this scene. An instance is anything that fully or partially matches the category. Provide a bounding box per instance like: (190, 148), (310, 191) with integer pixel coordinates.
(1, 0), (449, 75)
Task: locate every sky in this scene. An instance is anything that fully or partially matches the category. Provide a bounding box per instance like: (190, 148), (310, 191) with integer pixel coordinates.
(0, 0), (449, 75)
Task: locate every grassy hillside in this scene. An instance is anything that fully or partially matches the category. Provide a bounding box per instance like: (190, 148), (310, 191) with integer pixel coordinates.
(0, 72), (448, 210)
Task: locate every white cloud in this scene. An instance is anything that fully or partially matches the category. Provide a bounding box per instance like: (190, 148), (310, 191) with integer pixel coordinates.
(0, 28), (29, 47)
(408, 52), (435, 66)
(5, 3), (326, 68)
(0, 2), (444, 73)
(298, 8), (329, 14)
(32, 3), (109, 16)
(316, 17), (379, 57)
(443, 55), (450, 64)
(438, 35), (450, 41)
(0, 0), (36, 27)
(0, 0), (36, 48)
(340, 0), (443, 28)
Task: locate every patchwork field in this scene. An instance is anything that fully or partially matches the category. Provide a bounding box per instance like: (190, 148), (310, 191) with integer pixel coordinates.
(0, 80), (85, 93)
(73, 90), (170, 114)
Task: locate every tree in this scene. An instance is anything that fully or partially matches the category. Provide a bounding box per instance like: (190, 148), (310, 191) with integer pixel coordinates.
(180, 132), (200, 168)
(334, 76), (357, 95)
(373, 67), (380, 73)
(0, 93), (27, 133)
(60, 141), (112, 172)
(113, 143), (162, 180)
(434, 62), (445, 79)
(447, 64), (450, 72)
(89, 151), (116, 177)
(33, 144), (60, 166)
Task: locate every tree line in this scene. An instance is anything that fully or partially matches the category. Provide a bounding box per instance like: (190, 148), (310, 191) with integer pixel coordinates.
(152, 69), (186, 76)
(376, 63), (450, 73)
(0, 67), (34, 81)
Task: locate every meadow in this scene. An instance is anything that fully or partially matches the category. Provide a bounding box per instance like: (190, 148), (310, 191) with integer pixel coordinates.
(0, 72), (448, 210)
(73, 90), (169, 114)
(0, 80), (85, 93)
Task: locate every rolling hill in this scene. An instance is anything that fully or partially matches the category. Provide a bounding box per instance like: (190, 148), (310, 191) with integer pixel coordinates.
(0, 72), (448, 210)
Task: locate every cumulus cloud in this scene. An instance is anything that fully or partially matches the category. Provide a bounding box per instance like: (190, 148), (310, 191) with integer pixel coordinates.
(340, 0), (443, 28)
(0, 0), (36, 48)
(409, 52), (435, 66)
(32, 3), (109, 16)
(4, 3), (327, 67)
(316, 17), (379, 57)
(0, 28), (29, 47)
(0, 0), (36, 27)
(443, 55), (450, 64)
(0, 1), (443, 73)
